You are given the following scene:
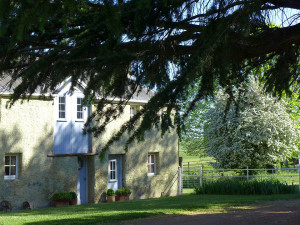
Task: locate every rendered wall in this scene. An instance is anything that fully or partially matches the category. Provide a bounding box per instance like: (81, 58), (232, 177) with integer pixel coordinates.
(0, 97), (78, 209)
(0, 96), (179, 209)
(92, 104), (179, 203)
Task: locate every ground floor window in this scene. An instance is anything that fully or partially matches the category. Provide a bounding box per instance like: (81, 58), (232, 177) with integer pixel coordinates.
(148, 153), (158, 176)
(109, 160), (117, 181)
(4, 154), (18, 180)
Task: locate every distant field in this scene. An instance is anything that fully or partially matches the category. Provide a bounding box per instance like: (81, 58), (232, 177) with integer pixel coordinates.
(179, 148), (215, 170)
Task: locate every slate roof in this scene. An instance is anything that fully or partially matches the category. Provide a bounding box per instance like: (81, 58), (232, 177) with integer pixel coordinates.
(0, 75), (155, 102)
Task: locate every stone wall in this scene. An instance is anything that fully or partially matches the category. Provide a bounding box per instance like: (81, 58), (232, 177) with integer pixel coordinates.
(0, 97), (77, 209)
(92, 104), (179, 202)
(0, 97), (179, 209)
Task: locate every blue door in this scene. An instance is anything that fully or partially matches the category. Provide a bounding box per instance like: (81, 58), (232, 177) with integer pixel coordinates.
(77, 156), (88, 204)
(107, 156), (123, 192)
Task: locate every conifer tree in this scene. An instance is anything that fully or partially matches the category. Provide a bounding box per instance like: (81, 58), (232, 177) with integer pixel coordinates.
(0, 1), (299, 152)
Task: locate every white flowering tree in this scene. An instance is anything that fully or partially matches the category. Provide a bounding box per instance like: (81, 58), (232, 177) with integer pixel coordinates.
(204, 79), (299, 169)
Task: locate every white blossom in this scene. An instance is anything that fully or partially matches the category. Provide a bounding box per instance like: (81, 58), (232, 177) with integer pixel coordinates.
(204, 78), (300, 168)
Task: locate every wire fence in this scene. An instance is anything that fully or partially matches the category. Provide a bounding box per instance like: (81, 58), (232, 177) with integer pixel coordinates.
(181, 166), (300, 193)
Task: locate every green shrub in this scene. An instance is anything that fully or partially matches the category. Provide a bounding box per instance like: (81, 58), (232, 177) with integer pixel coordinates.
(52, 192), (73, 201)
(106, 189), (115, 196)
(115, 187), (131, 196)
(194, 178), (298, 195)
(123, 187), (131, 195)
(70, 192), (77, 199)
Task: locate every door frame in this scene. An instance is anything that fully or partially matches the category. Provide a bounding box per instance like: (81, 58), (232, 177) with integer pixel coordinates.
(107, 155), (123, 192)
(77, 156), (88, 204)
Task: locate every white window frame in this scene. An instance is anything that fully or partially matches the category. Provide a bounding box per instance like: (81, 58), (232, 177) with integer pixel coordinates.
(108, 159), (117, 182)
(58, 96), (66, 120)
(76, 97), (84, 121)
(147, 154), (156, 176)
(4, 155), (18, 180)
(130, 106), (137, 118)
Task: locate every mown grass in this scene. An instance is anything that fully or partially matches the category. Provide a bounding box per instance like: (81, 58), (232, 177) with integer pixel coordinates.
(179, 149), (215, 170)
(1, 194), (300, 225)
(195, 178), (298, 195)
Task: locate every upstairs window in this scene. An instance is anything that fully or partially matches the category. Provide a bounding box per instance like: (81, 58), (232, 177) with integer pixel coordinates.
(130, 106), (137, 118)
(58, 96), (66, 119)
(4, 155), (18, 180)
(147, 154), (156, 176)
(77, 98), (83, 120)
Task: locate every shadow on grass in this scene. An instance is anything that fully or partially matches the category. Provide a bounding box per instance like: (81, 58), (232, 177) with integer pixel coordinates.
(1, 194), (300, 225)
(25, 212), (162, 225)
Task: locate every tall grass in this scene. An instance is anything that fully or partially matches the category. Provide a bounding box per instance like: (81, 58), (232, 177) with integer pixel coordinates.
(195, 178), (298, 195)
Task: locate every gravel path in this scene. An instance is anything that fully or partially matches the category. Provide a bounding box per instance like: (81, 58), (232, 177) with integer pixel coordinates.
(122, 199), (300, 225)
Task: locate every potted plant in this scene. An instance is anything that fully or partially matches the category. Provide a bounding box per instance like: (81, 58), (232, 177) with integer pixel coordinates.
(115, 187), (131, 201)
(106, 189), (115, 202)
(52, 192), (72, 207)
(69, 192), (77, 205)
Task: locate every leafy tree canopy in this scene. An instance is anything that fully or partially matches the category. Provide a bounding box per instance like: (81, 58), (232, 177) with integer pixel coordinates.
(0, 0), (299, 154)
(204, 78), (299, 169)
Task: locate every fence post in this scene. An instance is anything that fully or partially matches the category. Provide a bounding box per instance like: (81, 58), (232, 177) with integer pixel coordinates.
(298, 164), (300, 194)
(188, 162), (190, 175)
(247, 166), (249, 183)
(178, 166), (182, 195)
(200, 167), (203, 187)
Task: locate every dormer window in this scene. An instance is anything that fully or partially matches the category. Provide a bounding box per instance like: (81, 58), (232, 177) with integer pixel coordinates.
(58, 96), (66, 119)
(130, 106), (137, 118)
(77, 97), (83, 120)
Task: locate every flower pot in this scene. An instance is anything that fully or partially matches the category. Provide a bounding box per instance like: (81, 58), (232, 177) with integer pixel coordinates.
(106, 196), (115, 202)
(115, 195), (130, 201)
(69, 198), (77, 205)
(53, 201), (70, 207)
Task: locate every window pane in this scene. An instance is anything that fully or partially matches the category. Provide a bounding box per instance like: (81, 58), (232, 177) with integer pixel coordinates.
(11, 156), (16, 165)
(59, 112), (65, 118)
(59, 104), (65, 111)
(151, 164), (155, 173)
(5, 166), (9, 175)
(5, 156), (9, 165)
(149, 155), (154, 163)
(11, 166), (16, 175)
(148, 164), (154, 173)
(130, 106), (136, 118)
(77, 112), (82, 119)
(59, 97), (65, 103)
(110, 171), (115, 180)
(77, 98), (81, 104)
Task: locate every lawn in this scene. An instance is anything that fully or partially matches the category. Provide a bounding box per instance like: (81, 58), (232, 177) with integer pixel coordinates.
(179, 149), (215, 170)
(1, 194), (300, 225)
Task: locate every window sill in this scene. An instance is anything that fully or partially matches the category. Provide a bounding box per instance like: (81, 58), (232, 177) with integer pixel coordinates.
(75, 120), (84, 122)
(57, 119), (67, 122)
(4, 177), (17, 180)
(147, 173), (156, 176)
(108, 180), (117, 183)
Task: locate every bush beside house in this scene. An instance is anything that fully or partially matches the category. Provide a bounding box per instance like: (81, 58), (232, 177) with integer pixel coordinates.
(115, 188), (131, 201)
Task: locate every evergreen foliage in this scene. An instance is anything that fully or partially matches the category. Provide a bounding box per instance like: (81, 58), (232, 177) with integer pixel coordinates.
(0, 1), (299, 154)
(204, 79), (299, 169)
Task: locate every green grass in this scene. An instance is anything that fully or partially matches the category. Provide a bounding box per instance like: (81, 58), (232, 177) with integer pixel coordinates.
(179, 149), (215, 170)
(1, 194), (300, 225)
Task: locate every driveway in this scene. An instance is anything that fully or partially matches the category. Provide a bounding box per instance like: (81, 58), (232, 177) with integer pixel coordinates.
(122, 199), (300, 225)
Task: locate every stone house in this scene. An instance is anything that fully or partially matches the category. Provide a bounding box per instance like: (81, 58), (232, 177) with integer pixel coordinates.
(0, 77), (179, 209)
